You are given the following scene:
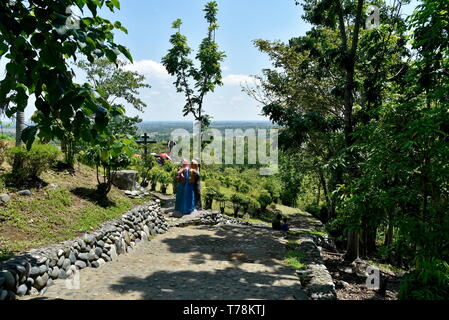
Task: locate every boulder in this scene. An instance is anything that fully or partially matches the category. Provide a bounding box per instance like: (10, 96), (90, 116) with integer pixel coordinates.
(18, 190), (32, 196)
(0, 193), (10, 204)
(112, 170), (138, 191)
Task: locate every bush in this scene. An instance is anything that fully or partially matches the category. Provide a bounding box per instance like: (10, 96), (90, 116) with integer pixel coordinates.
(264, 178), (281, 202)
(306, 204), (320, 219)
(257, 190), (272, 211)
(206, 179), (221, 191)
(237, 182), (251, 193)
(5, 144), (61, 183)
(399, 256), (449, 300)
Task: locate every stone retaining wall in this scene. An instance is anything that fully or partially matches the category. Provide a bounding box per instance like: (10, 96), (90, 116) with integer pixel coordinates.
(170, 211), (255, 228)
(295, 236), (337, 300)
(0, 200), (168, 300)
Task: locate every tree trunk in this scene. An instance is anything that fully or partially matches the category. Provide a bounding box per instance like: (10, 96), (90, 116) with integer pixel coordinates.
(15, 111), (24, 147)
(344, 229), (359, 261)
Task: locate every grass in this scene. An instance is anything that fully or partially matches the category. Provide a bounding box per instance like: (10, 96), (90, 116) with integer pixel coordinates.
(0, 163), (147, 260)
(284, 250), (307, 270)
(366, 259), (406, 275)
(286, 230), (328, 240)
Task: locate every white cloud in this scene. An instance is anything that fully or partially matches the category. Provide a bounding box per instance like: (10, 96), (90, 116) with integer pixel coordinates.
(123, 59), (170, 79)
(223, 74), (260, 86)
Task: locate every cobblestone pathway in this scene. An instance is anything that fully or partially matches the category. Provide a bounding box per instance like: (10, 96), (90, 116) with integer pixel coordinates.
(25, 224), (306, 300)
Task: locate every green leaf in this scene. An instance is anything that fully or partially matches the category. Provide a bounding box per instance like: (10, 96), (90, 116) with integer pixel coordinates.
(117, 45), (133, 63)
(22, 126), (38, 150)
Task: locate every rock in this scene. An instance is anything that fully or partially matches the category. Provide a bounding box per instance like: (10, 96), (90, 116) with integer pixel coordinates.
(0, 270), (15, 290)
(97, 240), (105, 248)
(57, 255), (65, 268)
(30, 287), (39, 296)
(115, 239), (125, 255)
(77, 239), (86, 250)
(47, 278), (54, 287)
(97, 258), (106, 266)
(38, 264), (48, 275)
(33, 273), (49, 290)
(36, 256), (48, 265)
(0, 193), (10, 204)
(58, 269), (66, 279)
(62, 259), (71, 271)
(75, 261), (86, 269)
(16, 284), (28, 297)
(109, 246), (118, 261)
(18, 190), (32, 196)
(49, 259), (57, 268)
(123, 231), (131, 245)
(69, 251), (76, 263)
(77, 253), (89, 261)
(87, 250), (97, 261)
(29, 266), (40, 277)
(26, 277), (34, 287)
(50, 266), (59, 279)
(101, 253), (112, 262)
(91, 261), (100, 268)
(57, 249), (64, 257)
(112, 170), (138, 190)
(83, 234), (95, 245)
(94, 247), (103, 257)
(0, 276), (4, 287)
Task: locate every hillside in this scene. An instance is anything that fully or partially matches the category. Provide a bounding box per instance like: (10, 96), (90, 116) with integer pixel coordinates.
(0, 162), (146, 261)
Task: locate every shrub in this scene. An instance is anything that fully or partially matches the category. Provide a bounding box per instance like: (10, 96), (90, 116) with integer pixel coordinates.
(399, 256), (449, 300)
(257, 190), (272, 212)
(206, 179), (221, 191)
(204, 186), (220, 210)
(5, 144), (61, 183)
(237, 182), (251, 193)
(264, 178), (281, 203)
(306, 204), (321, 219)
(158, 170), (172, 194)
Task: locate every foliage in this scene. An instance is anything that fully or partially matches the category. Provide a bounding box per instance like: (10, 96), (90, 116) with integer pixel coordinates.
(257, 190), (272, 211)
(399, 256), (449, 300)
(162, 1), (226, 137)
(5, 143), (61, 184)
(76, 58), (150, 112)
(83, 134), (135, 197)
(0, 0), (133, 149)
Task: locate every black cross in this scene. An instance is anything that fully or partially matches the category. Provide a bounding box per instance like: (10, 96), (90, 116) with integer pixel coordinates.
(136, 133), (157, 158)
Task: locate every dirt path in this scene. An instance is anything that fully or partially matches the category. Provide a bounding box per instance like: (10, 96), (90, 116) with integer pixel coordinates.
(23, 224), (306, 300)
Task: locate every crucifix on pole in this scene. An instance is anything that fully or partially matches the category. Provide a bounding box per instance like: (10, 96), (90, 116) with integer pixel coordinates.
(136, 133), (157, 158)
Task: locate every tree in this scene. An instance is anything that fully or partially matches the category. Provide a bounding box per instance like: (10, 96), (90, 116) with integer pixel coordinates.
(83, 133), (135, 197)
(76, 58), (150, 112)
(247, 0), (410, 261)
(0, 0), (133, 151)
(162, 1), (226, 161)
(55, 58), (150, 168)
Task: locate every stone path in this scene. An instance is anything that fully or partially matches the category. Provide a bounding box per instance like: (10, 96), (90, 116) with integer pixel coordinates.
(23, 224), (306, 300)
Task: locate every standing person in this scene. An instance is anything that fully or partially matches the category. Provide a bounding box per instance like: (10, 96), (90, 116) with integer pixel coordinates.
(190, 159), (202, 210)
(173, 160), (196, 217)
(174, 160), (189, 217)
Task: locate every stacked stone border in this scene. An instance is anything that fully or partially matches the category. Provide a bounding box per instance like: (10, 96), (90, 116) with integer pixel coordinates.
(0, 200), (168, 300)
(294, 234), (337, 300)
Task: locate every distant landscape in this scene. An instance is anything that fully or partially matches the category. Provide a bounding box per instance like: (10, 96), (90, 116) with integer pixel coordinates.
(137, 121), (277, 141)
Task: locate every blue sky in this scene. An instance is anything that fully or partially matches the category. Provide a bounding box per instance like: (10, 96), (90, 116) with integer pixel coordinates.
(1, 0), (419, 123)
(96, 0), (312, 122)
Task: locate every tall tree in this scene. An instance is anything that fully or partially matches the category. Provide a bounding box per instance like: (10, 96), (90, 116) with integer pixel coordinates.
(162, 1), (226, 161)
